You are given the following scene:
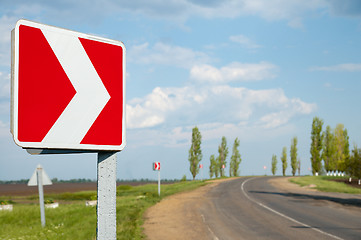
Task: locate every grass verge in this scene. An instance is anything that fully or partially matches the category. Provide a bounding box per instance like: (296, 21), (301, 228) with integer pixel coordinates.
(289, 176), (361, 194)
(0, 180), (207, 240)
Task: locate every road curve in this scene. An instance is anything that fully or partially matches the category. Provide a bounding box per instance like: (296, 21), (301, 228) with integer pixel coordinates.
(199, 177), (361, 240)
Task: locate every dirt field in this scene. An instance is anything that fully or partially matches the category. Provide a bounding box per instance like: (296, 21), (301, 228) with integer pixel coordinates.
(0, 182), (97, 196)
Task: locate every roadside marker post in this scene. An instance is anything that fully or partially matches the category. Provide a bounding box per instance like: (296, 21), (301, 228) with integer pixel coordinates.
(37, 168), (46, 227)
(263, 165), (267, 176)
(28, 165), (53, 227)
(153, 162), (161, 196)
(11, 20), (126, 239)
(158, 170), (161, 196)
(199, 164), (203, 181)
(97, 152), (117, 239)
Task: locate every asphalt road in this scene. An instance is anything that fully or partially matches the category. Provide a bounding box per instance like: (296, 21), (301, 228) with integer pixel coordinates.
(199, 177), (361, 240)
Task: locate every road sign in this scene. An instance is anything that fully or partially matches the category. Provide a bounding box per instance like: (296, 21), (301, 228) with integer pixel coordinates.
(153, 162), (160, 171)
(11, 19), (126, 151)
(152, 162), (161, 196)
(28, 164), (52, 186)
(28, 164), (52, 226)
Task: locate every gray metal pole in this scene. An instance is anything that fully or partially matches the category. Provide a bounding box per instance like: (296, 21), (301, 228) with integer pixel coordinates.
(37, 168), (46, 227)
(97, 151), (117, 240)
(158, 170), (160, 196)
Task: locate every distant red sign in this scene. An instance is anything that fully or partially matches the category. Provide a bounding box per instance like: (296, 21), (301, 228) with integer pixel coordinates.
(153, 162), (160, 171)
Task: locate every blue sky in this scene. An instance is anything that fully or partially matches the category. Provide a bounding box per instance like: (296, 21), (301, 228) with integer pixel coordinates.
(0, 0), (360, 180)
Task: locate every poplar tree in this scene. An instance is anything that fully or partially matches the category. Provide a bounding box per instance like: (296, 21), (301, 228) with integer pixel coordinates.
(271, 154), (277, 176)
(214, 156), (220, 177)
(230, 138), (242, 177)
(297, 158), (301, 176)
(209, 154), (216, 178)
(188, 126), (202, 180)
(334, 124), (350, 172)
(322, 125), (335, 172)
(217, 136), (228, 177)
(310, 117), (323, 175)
(290, 137), (298, 176)
(281, 147), (287, 176)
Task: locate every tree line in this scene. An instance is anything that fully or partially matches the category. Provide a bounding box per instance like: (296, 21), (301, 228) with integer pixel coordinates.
(310, 116), (360, 180)
(188, 126), (242, 180)
(271, 136), (300, 176)
(271, 116), (360, 181)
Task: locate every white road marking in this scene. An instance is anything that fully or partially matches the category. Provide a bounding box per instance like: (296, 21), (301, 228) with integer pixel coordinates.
(201, 214), (220, 240)
(241, 178), (344, 240)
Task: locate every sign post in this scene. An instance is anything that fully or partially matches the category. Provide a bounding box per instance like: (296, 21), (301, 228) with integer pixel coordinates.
(28, 164), (52, 227)
(263, 165), (267, 176)
(97, 152), (117, 239)
(158, 170), (160, 196)
(37, 168), (46, 227)
(199, 164), (203, 181)
(11, 20), (126, 240)
(153, 162), (161, 196)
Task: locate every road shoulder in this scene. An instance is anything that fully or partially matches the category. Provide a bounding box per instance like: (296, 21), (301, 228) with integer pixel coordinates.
(269, 176), (361, 212)
(142, 178), (238, 240)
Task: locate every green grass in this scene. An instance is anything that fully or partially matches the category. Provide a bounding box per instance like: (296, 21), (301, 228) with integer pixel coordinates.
(289, 176), (361, 194)
(0, 180), (208, 240)
(0, 203), (97, 240)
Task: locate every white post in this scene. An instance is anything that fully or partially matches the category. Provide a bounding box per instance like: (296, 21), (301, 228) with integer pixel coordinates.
(37, 167), (46, 227)
(97, 151), (117, 240)
(158, 170), (161, 196)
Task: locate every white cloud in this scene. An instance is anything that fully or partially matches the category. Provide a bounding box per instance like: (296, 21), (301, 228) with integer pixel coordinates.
(125, 83), (316, 148)
(1, 1), (338, 29)
(258, 98), (315, 129)
(126, 84), (316, 131)
(229, 35), (262, 49)
(128, 42), (211, 69)
(127, 118), (298, 148)
(190, 62), (277, 83)
(310, 63), (361, 72)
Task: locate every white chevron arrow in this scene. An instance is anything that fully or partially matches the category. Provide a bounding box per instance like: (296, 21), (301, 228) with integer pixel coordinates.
(41, 29), (110, 145)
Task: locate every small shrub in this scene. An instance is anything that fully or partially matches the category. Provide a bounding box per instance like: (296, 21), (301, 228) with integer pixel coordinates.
(0, 200), (14, 205)
(181, 175), (187, 182)
(44, 199), (54, 204)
